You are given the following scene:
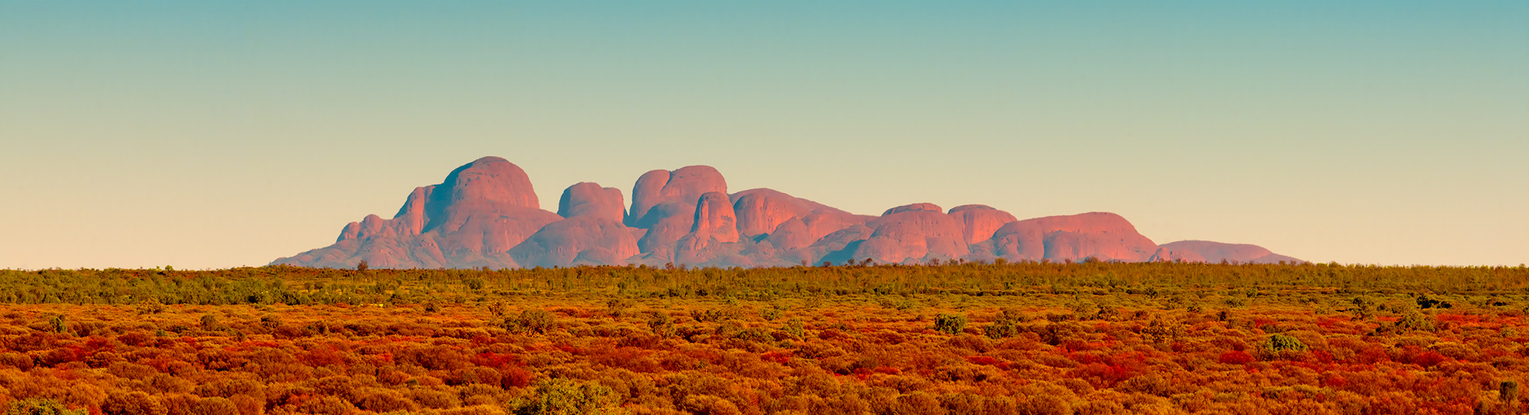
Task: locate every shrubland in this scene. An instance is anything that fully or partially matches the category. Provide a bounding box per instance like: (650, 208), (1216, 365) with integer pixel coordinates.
(0, 261), (1524, 414)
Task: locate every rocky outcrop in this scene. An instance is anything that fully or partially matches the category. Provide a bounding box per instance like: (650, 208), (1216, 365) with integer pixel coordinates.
(985, 212), (1158, 262)
(275, 156), (1301, 269)
(627, 166), (727, 227)
(1157, 240), (1302, 264)
(508, 217), (638, 268)
(557, 182), (626, 223)
(848, 204), (968, 264)
(625, 166), (728, 257)
(948, 204), (1017, 245)
(688, 192), (739, 246)
(731, 189), (813, 237)
(272, 156), (560, 269)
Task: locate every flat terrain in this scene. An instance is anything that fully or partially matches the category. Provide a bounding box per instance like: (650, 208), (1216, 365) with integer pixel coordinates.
(0, 262), (1526, 415)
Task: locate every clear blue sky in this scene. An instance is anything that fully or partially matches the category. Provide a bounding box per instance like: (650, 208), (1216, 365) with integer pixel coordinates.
(2, 1), (1525, 269)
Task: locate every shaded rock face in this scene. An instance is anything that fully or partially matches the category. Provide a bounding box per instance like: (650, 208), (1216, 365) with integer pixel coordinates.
(275, 156), (1300, 269)
(985, 212), (1158, 263)
(948, 204), (1018, 245)
(509, 217), (638, 268)
(689, 192), (739, 245)
(557, 182), (625, 223)
(1157, 240), (1302, 264)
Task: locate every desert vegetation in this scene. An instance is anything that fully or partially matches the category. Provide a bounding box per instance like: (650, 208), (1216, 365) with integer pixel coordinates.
(0, 261), (1526, 414)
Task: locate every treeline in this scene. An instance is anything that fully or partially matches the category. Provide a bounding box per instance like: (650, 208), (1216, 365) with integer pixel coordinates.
(1, 262), (1526, 307)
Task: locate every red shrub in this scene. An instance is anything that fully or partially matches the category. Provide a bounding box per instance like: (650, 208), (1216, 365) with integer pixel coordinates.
(1219, 350), (1255, 365)
(500, 367), (533, 388)
(760, 351), (793, 365)
(471, 352), (519, 369)
(1406, 351), (1449, 368)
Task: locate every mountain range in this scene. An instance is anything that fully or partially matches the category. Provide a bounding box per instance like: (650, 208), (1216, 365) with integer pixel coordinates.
(272, 156), (1301, 269)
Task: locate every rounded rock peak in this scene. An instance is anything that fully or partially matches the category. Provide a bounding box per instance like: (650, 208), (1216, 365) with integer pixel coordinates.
(1159, 240), (1274, 263)
(439, 156), (538, 209)
(628, 165), (728, 226)
(883, 203), (943, 216)
(731, 188), (813, 237)
(948, 204), (999, 214)
(948, 204), (1018, 244)
(558, 182), (626, 223)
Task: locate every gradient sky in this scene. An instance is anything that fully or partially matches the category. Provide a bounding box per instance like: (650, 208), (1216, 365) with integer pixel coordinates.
(2, 1), (1525, 269)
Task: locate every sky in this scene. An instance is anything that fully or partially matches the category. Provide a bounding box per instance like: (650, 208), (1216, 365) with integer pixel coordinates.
(1, 1), (1525, 269)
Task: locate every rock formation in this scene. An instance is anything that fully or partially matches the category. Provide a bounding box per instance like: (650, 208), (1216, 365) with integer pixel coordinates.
(627, 166), (728, 257)
(557, 182), (626, 223)
(1157, 240), (1302, 264)
(982, 212), (1158, 262)
(948, 204), (1018, 245)
(849, 204), (969, 264)
(508, 216), (638, 268)
(274, 156), (1301, 269)
(273, 156), (560, 269)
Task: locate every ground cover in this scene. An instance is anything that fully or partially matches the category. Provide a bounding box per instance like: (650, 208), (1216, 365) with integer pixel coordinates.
(0, 261), (1526, 415)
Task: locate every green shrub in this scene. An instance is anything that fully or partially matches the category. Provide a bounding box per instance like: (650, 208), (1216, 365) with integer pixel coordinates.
(783, 318), (805, 340)
(516, 378), (624, 415)
(1395, 310), (1436, 332)
(5, 399), (87, 415)
(934, 314), (968, 335)
(1263, 333), (1308, 355)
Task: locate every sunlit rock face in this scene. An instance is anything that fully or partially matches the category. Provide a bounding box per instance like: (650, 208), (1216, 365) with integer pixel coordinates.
(557, 182), (626, 223)
(948, 204), (1018, 245)
(847, 205), (969, 264)
(273, 156), (559, 269)
(982, 212), (1158, 263)
(275, 156), (1300, 269)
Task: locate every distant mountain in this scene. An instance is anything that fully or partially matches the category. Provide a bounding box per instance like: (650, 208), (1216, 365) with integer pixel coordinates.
(272, 157), (1302, 269)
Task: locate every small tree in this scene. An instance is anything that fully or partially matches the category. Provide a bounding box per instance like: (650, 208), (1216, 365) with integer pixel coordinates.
(356, 260), (369, 272)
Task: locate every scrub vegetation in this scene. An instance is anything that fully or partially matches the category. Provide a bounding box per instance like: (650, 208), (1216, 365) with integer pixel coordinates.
(0, 261), (1526, 415)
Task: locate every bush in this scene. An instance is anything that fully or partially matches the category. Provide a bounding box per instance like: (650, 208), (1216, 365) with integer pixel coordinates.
(4, 399), (87, 415)
(507, 309), (557, 335)
(355, 390), (418, 413)
(103, 392), (168, 415)
(516, 378), (623, 415)
(1218, 350), (1256, 365)
(984, 319), (1019, 339)
(189, 398), (239, 415)
(298, 397), (356, 415)
(647, 312), (674, 337)
(409, 389), (461, 409)
(783, 318), (805, 340)
(1258, 333), (1309, 360)
(934, 314), (968, 335)
(199, 315), (221, 331)
(1395, 311), (1436, 332)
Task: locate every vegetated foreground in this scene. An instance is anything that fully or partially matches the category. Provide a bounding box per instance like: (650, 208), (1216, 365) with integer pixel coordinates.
(0, 262), (1527, 415)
